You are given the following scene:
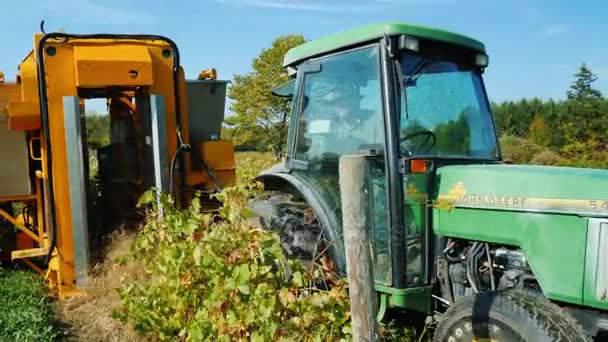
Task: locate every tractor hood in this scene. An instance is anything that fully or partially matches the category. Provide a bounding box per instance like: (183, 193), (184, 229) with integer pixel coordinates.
(435, 164), (608, 217)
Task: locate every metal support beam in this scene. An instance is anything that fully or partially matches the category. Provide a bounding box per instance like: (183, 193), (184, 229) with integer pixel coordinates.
(63, 96), (90, 288)
(150, 95), (169, 215)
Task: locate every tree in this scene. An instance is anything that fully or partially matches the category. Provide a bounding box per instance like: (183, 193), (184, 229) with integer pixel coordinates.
(227, 35), (306, 158)
(85, 112), (110, 149)
(528, 115), (551, 147)
(567, 63), (603, 101)
(560, 64), (606, 152)
(491, 99), (536, 137)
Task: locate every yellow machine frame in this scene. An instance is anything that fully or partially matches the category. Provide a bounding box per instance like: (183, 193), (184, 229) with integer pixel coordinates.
(0, 32), (235, 297)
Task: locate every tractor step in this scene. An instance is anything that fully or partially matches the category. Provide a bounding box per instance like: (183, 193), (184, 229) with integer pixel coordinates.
(11, 247), (48, 260)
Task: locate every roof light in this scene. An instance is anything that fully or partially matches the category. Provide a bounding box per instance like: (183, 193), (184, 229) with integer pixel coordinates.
(287, 66), (297, 77)
(399, 35), (419, 52)
(476, 54), (489, 67)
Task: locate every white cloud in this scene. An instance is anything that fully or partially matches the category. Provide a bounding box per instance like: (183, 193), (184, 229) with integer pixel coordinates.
(542, 24), (568, 37)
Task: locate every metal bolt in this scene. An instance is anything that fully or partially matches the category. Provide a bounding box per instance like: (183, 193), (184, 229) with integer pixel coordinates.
(45, 46), (57, 56)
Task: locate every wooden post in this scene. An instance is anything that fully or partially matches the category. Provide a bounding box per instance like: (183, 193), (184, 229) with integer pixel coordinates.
(339, 154), (377, 342)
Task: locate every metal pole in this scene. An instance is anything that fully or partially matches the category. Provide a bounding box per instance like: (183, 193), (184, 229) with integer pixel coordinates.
(150, 95), (169, 219)
(63, 96), (90, 288)
(339, 154), (377, 342)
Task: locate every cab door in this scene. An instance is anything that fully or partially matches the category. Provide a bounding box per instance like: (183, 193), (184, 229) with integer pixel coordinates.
(287, 44), (394, 285)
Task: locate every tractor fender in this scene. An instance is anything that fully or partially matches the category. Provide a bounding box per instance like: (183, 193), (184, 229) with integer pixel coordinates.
(255, 164), (346, 272)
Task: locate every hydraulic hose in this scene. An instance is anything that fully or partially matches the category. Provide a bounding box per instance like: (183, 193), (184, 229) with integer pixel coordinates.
(36, 31), (181, 264)
(485, 243), (496, 291)
(466, 242), (481, 293)
(169, 143), (191, 197)
(201, 160), (222, 192)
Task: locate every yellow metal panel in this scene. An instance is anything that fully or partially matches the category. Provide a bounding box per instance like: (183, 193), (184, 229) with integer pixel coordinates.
(204, 140), (236, 188)
(4, 52), (42, 129)
(201, 140), (236, 170)
(186, 141), (236, 188)
(73, 45), (153, 87)
(149, 48), (178, 166)
(0, 82), (20, 112)
(19, 52), (40, 105)
(44, 41), (78, 291)
(7, 101), (40, 130)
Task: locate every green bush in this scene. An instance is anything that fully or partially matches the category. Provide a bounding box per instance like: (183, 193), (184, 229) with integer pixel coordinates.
(114, 160), (352, 341)
(498, 134), (608, 168)
(0, 270), (60, 341)
(530, 149), (566, 166)
(499, 134), (543, 164)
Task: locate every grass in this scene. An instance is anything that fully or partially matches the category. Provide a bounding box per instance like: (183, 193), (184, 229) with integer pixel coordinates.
(0, 269), (62, 341)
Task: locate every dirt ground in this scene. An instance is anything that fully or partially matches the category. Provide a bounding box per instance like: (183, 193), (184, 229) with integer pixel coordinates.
(56, 230), (144, 342)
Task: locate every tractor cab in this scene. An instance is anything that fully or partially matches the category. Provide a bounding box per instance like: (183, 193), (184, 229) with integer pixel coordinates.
(264, 22), (498, 290)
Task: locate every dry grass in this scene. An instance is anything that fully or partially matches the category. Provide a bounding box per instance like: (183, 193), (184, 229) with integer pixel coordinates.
(57, 229), (145, 342)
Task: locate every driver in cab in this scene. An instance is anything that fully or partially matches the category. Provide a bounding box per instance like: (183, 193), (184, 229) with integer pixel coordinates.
(300, 75), (384, 159)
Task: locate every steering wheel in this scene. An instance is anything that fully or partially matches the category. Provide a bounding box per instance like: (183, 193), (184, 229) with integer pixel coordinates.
(400, 130), (436, 154)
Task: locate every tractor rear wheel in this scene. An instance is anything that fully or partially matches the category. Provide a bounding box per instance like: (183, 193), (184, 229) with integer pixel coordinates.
(251, 191), (322, 259)
(249, 191), (339, 284)
(433, 290), (588, 342)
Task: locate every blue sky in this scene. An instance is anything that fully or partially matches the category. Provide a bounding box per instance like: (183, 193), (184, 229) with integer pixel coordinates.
(1, 0), (606, 113)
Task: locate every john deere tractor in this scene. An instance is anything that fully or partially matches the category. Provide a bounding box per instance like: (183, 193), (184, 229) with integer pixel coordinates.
(253, 22), (607, 341)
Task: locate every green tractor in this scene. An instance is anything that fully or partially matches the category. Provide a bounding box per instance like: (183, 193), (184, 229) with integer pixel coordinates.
(253, 22), (605, 341)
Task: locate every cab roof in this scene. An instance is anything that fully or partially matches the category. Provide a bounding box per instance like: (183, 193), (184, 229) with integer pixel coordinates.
(283, 22), (485, 67)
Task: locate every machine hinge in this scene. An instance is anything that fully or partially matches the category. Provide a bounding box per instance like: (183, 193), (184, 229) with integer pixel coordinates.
(398, 158), (407, 174)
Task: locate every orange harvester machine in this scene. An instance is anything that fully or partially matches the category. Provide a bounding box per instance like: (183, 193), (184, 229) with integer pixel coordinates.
(0, 32), (235, 297)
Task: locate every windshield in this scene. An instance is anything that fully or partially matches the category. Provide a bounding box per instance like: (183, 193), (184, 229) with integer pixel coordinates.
(398, 54), (499, 159)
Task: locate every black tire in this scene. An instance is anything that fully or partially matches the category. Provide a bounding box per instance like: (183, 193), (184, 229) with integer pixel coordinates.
(433, 290), (589, 342)
(249, 191), (343, 288)
(250, 191), (325, 260)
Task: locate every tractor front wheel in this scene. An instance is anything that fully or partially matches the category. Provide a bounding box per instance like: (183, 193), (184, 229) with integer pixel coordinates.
(433, 290), (588, 342)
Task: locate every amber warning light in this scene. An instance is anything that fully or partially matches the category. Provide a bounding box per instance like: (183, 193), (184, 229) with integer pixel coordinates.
(410, 159), (428, 173)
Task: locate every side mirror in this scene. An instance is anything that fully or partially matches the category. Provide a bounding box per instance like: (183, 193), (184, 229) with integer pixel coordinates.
(271, 79), (295, 98)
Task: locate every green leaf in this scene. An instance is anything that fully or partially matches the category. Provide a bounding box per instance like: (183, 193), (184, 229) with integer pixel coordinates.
(137, 189), (155, 207)
(251, 331), (264, 342)
(193, 246), (202, 267)
(236, 264), (252, 285)
(292, 272), (304, 287)
(237, 285), (250, 295)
